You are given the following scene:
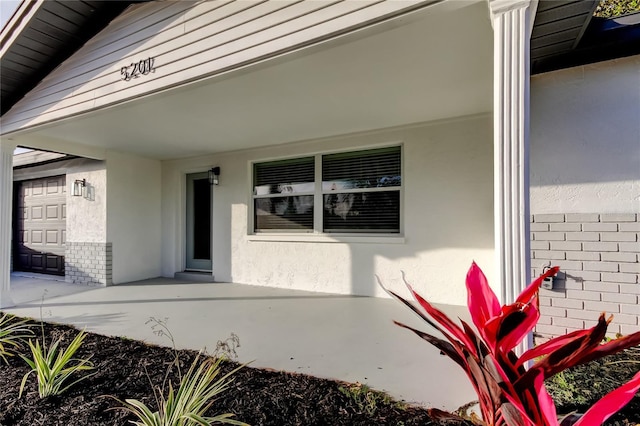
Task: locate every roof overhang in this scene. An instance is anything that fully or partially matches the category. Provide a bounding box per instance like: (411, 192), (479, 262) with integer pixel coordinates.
(0, 0), (144, 115)
(2, 0), (495, 160)
(531, 1), (640, 74)
(2, 0), (639, 159)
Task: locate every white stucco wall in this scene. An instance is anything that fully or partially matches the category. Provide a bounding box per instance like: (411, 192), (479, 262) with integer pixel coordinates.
(106, 151), (162, 283)
(162, 117), (495, 305)
(66, 165), (107, 243)
(530, 55), (640, 214)
(13, 158), (107, 243)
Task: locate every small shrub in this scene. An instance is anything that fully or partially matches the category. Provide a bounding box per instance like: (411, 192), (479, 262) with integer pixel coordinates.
(338, 382), (403, 416)
(0, 313), (33, 363)
(118, 353), (248, 426)
(19, 329), (94, 398)
(116, 318), (248, 426)
(594, 0), (640, 18)
(211, 333), (241, 361)
(546, 371), (589, 406)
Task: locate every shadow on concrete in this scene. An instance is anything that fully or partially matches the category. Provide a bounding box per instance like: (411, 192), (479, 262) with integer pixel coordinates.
(17, 294), (367, 309)
(26, 312), (126, 329)
(3, 278), (476, 410)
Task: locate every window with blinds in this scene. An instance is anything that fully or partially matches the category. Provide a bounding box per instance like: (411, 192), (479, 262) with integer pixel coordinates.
(253, 157), (314, 232)
(252, 146), (401, 234)
(322, 147), (401, 233)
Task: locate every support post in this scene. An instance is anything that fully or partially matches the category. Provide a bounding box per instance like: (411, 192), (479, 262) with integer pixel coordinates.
(489, 0), (535, 350)
(0, 141), (16, 308)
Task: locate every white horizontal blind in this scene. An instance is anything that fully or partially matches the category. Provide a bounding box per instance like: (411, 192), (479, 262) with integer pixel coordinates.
(252, 146), (402, 234)
(322, 147), (401, 233)
(253, 157), (314, 231)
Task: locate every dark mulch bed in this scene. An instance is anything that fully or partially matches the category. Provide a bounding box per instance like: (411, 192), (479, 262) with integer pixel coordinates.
(1, 318), (638, 426)
(545, 346), (640, 426)
(0, 319), (460, 426)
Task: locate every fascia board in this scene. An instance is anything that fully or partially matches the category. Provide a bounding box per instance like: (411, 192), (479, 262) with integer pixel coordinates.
(0, 0), (45, 58)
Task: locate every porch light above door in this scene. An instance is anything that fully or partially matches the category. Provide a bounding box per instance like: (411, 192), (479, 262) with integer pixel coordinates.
(208, 167), (220, 185)
(73, 179), (86, 197)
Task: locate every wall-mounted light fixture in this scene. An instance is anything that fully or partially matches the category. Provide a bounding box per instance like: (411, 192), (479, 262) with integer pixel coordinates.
(73, 179), (86, 197)
(541, 264), (555, 290)
(208, 167), (220, 186)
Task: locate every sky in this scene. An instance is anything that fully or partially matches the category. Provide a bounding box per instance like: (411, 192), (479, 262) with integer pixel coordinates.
(0, 0), (21, 31)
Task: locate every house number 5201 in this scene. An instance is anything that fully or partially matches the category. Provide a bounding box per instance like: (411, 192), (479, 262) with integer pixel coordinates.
(120, 57), (155, 81)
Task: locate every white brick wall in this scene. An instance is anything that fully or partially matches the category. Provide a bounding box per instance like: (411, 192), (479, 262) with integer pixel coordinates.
(531, 213), (639, 339)
(65, 242), (112, 286)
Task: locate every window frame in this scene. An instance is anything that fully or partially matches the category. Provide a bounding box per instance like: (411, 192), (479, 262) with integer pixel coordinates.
(249, 143), (404, 240)
(252, 156), (316, 233)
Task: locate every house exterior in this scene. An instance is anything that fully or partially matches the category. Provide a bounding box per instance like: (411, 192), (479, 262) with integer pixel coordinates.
(530, 53), (640, 338)
(0, 0), (638, 339)
(11, 150), (107, 282)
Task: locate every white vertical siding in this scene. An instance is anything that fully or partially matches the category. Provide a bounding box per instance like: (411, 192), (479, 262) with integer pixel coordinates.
(2, 0), (431, 134)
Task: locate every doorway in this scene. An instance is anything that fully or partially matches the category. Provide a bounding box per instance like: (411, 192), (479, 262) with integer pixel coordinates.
(185, 173), (212, 271)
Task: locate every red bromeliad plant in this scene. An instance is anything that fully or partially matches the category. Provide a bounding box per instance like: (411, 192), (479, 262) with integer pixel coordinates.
(382, 262), (640, 426)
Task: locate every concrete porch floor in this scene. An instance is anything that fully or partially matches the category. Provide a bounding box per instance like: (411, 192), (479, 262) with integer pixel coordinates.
(3, 275), (475, 411)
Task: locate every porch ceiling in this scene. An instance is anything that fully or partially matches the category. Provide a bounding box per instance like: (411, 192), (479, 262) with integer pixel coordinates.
(9, 1), (492, 160)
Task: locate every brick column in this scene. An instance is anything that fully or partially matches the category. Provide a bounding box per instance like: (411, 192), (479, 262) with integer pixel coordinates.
(66, 242), (113, 286)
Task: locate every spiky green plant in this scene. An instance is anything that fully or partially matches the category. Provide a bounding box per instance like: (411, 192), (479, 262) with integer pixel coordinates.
(19, 329), (94, 398)
(0, 313), (33, 363)
(118, 353), (247, 426)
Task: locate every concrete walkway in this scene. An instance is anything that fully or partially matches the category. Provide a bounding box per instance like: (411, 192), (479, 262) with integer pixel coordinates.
(8, 272), (96, 305)
(3, 274), (475, 411)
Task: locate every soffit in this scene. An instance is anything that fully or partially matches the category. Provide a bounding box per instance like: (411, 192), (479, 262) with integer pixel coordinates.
(531, 0), (640, 74)
(3, 0), (639, 120)
(5, 1), (494, 160)
(12, 149), (68, 168)
(0, 0), (142, 115)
